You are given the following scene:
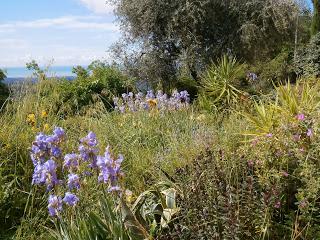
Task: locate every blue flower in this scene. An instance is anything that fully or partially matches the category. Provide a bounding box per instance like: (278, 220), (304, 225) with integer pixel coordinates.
(63, 153), (79, 170)
(63, 192), (79, 206)
(43, 159), (59, 190)
(67, 173), (80, 190)
(48, 195), (63, 217)
(32, 164), (47, 185)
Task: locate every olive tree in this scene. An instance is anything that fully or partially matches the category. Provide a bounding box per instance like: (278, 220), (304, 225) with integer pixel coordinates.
(110, 0), (308, 86)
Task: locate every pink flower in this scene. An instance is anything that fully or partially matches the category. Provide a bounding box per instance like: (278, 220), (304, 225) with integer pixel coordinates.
(282, 171), (289, 177)
(266, 133), (273, 138)
(307, 128), (313, 137)
(293, 134), (301, 141)
(247, 160), (254, 167)
(274, 201), (281, 209)
(296, 113), (305, 121)
(251, 137), (259, 146)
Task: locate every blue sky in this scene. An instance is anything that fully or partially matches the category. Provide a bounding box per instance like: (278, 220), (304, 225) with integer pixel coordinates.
(0, 0), (120, 67)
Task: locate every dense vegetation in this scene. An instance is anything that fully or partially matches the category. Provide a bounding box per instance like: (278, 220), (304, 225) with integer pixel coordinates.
(2, 0), (320, 239)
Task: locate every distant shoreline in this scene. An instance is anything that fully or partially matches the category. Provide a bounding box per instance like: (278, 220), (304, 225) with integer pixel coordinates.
(4, 76), (76, 84)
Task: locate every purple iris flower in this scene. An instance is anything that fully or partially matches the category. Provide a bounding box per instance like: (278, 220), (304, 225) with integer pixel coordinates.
(63, 192), (79, 206)
(32, 164), (47, 185)
(63, 153), (79, 170)
(53, 127), (66, 140)
(48, 195), (63, 217)
(67, 173), (80, 190)
(43, 159), (59, 190)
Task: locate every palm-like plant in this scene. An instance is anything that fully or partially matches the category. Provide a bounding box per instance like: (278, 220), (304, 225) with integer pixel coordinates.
(200, 55), (246, 108)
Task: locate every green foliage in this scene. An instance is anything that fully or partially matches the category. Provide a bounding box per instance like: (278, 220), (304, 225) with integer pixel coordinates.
(251, 49), (295, 91)
(199, 55), (246, 109)
(59, 61), (132, 114)
(49, 182), (179, 240)
(295, 32), (320, 77)
(111, 0), (305, 85)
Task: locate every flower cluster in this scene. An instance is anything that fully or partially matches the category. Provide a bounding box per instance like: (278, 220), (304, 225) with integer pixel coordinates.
(97, 146), (124, 192)
(30, 128), (125, 217)
(31, 127), (65, 190)
(113, 90), (190, 113)
(246, 72), (258, 82)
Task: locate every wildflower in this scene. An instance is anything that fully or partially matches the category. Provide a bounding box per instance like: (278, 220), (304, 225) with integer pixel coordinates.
(97, 147), (124, 191)
(48, 195), (63, 217)
(296, 113), (305, 121)
(63, 153), (79, 170)
(293, 134), (301, 142)
(63, 192), (79, 206)
(67, 173), (80, 190)
(41, 110), (48, 118)
(27, 113), (36, 125)
(307, 128), (313, 137)
(79, 132), (98, 168)
(43, 159), (59, 190)
(43, 123), (50, 131)
(125, 189), (133, 203)
(266, 133), (273, 138)
(282, 171), (289, 177)
(32, 164), (47, 185)
(274, 201), (281, 209)
(108, 185), (122, 192)
(53, 127), (66, 141)
(147, 99), (157, 108)
(247, 160), (254, 167)
(80, 131), (98, 147)
(247, 72), (258, 81)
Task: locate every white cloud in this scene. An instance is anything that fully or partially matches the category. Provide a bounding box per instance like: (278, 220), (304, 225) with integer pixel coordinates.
(78, 0), (114, 14)
(0, 16), (119, 32)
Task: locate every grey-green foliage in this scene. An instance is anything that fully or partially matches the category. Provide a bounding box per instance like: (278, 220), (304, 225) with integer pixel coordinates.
(311, 0), (320, 35)
(110, 0), (305, 86)
(295, 32), (320, 77)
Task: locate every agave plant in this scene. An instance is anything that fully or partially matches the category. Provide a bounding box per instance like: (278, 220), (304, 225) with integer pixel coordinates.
(200, 55), (246, 108)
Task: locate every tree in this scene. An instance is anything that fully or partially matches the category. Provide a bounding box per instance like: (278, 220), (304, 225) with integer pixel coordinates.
(311, 0), (320, 35)
(110, 0), (307, 87)
(0, 69), (9, 108)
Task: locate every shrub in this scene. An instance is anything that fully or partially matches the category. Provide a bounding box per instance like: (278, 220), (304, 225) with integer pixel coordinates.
(59, 61), (133, 114)
(295, 33), (320, 77)
(250, 49), (296, 93)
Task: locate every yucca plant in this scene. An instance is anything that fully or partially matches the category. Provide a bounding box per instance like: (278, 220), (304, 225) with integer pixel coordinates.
(200, 55), (246, 109)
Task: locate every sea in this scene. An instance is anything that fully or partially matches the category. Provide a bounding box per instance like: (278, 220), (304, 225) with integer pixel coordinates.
(3, 66), (79, 83)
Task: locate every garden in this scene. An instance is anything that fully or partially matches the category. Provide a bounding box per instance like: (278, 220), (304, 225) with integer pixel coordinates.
(1, 0), (320, 239)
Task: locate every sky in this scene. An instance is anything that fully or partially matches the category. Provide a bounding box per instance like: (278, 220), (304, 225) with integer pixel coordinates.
(0, 0), (120, 68)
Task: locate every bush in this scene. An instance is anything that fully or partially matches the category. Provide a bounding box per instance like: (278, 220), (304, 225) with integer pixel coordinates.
(250, 49), (296, 93)
(295, 33), (320, 77)
(59, 61), (133, 114)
